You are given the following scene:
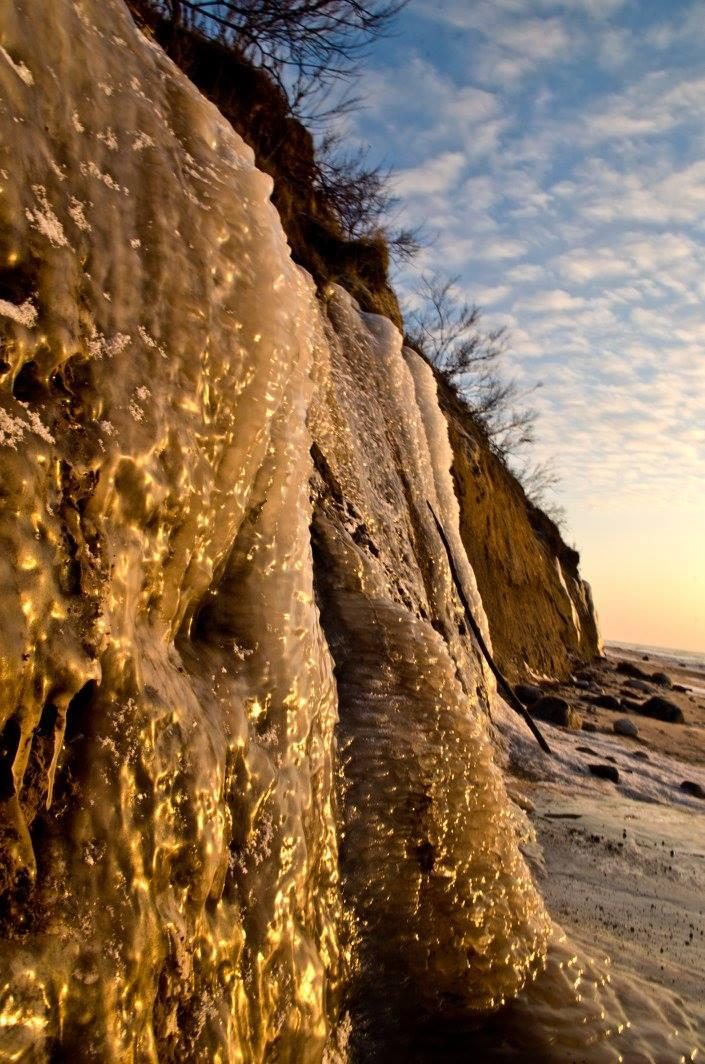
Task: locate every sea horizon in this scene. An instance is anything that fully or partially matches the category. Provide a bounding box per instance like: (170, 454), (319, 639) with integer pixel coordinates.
(605, 638), (705, 671)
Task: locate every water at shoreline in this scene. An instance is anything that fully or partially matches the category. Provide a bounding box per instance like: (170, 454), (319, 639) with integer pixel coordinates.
(606, 640), (705, 672)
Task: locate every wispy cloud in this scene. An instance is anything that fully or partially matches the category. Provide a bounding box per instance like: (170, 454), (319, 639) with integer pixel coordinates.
(394, 151), (466, 196)
(358, 0), (705, 533)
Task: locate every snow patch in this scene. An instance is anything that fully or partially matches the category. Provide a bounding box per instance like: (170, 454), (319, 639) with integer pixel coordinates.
(97, 127), (118, 150)
(68, 196), (91, 232)
(0, 297), (38, 327)
(137, 326), (166, 357)
(556, 556), (582, 639)
(87, 330), (131, 359)
(0, 408), (25, 449)
(132, 131), (154, 151)
(496, 697), (705, 811)
(0, 46), (34, 86)
(0, 402), (54, 449)
(25, 185), (68, 247)
(129, 395), (146, 422)
(49, 159), (66, 182)
(19, 402), (54, 445)
(80, 160), (128, 195)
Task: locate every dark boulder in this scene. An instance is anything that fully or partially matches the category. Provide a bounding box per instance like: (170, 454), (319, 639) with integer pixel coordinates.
(588, 763), (619, 783)
(614, 718), (639, 737)
(623, 678), (652, 693)
(673, 684), (690, 694)
(582, 721), (598, 733)
(637, 696), (685, 724)
(651, 671), (672, 688)
(593, 693), (620, 710)
(680, 781), (704, 799)
(530, 695), (581, 729)
(616, 660), (650, 680)
(515, 683), (542, 706)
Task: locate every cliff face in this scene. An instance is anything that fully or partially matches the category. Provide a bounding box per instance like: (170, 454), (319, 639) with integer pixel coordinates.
(123, 3), (600, 688)
(0, 2), (550, 1058)
(441, 387), (601, 682)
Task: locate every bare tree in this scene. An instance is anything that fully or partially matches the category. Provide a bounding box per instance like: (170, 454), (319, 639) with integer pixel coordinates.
(314, 134), (423, 260)
(517, 458), (566, 526)
(519, 458), (560, 500)
(404, 274), (507, 381)
(478, 377), (539, 461)
(405, 273), (539, 458)
(147, 1), (406, 115)
(316, 136), (390, 234)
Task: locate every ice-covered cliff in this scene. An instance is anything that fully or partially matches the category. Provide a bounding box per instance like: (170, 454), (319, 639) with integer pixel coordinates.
(119, 0), (603, 686)
(0, 2), (698, 1061)
(0, 2), (548, 1055)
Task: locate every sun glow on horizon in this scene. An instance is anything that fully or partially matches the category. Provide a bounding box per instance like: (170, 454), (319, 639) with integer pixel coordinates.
(569, 494), (705, 656)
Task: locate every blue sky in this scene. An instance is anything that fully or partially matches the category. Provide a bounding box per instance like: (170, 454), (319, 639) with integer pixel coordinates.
(344, 0), (705, 651)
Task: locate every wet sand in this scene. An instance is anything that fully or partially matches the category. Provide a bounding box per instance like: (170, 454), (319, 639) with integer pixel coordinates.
(495, 648), (705, 1054)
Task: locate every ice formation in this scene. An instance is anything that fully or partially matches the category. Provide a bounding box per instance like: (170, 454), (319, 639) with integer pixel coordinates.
(0, 1), (700, 1060)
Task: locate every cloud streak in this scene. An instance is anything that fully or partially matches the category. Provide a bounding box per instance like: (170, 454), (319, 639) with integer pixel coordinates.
(354, 0), (705, 647)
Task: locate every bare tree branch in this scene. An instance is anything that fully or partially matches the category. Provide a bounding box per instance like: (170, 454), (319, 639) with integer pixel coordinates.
(517, 459), (566, 527)
(313, 133), (424, 261)
(144, 0), (406, 118)
(405, 273), (538, 459)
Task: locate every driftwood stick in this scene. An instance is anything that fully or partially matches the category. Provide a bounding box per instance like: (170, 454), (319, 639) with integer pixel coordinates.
(427, 501), (552, 756)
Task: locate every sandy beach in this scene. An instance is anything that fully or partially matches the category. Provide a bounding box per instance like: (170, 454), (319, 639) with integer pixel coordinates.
(496, 644), (705, 1055)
